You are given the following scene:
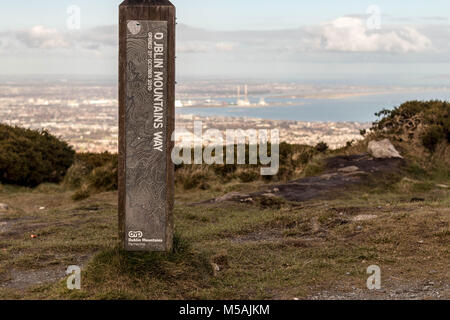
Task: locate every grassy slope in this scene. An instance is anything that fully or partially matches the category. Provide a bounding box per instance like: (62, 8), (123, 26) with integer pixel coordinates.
(0, 179), (448, 300)
(2, 100), (448, 299)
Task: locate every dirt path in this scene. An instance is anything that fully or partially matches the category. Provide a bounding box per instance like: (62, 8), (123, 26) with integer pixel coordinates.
(308, 280), (449, 300)
(0, 192), (116, 293)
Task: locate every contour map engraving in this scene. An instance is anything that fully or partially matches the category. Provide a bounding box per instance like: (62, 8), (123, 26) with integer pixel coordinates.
(125, 20), (168, 250)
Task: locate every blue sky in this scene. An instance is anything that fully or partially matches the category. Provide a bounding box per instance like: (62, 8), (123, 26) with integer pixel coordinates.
(0, 1), (449, 80)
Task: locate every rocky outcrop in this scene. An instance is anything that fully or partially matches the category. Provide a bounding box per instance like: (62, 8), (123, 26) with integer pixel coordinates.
(368, 139), (403, 159)
(214, 192), (250, 203)
(202, 154), (404, 204)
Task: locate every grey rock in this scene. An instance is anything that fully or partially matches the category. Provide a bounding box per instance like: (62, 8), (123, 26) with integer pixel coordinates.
(320, 173), (337, 180)
(261, 193), (277, 198)
(338, 166), (359, 173)
(215, 192), (249, 203)
(352, 214), (377, 222)
(368, 139), (403, 159)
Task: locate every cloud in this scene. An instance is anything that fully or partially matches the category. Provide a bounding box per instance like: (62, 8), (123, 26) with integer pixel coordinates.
(420, 16), (450, 21)
(0, 25), (117, 54)
(0, 18), (436, 56)
(177, 40), (236, 53)
(14, 25), (70, 49)
(215, 42), (235, 52)
(0, 16), (443, 69)
(176, 17), (435, 55)
(75, 25), (117, 48)
(319, 17), (433, 53)
(177, 42), (210, 53)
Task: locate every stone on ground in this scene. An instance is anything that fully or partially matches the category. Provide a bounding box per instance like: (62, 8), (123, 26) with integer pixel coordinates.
(215, 192), (249, 203)
(351, 214), (377, 222)
(0, 203), (8, 213)
(338, 166), (359, 173)
(368, 139), (403, 159)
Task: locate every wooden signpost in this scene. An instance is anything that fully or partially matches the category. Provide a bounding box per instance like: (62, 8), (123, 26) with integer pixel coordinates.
(118, 0), (175, 251)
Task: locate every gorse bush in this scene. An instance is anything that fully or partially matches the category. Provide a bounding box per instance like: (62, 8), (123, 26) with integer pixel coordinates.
(422, 124), (446, 152)
(64, 152), (118, 200)
(75, 152), (118, 172)
(236, 168), (260, 183)
(179, 167), (212, 190)
(315, 141), (329, 152)
(371, 100), (449, 152)
(0, 124), (74, 187)
(88, 160), (118, 191)
(69, 143), (317, 192)
(64, 162), (90, 189)
(360, 100), (450, 178)
(175, 143), (318, 189)
(71, 188), (91, 201)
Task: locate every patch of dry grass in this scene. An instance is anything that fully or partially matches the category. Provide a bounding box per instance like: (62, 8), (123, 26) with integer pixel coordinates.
(0, 183), (448, 299)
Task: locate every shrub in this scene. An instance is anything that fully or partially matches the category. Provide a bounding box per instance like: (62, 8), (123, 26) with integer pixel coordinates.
(237, 168), (260, 183)
(64, 152), (118, 200)
(211, 163), (237, 178)
(0, 124), (75, 187)
(179, 168), (211, 190)
(369, 100), (449, 161)
(372, 100), (449, 137)
(88, 160), (118, 192)
(75, 152), (118, 171)
(72, 188), (91, 201)
(315, 141), (329, 153)
(63, 162), (90, 189)
(346, 140), (355, 148)
(173, 143), (317, 186)
(422, 125), (445, 152)
(302, 157), (326, 177)
(258, 195), (284, 209)
(298, 149), (315, 165)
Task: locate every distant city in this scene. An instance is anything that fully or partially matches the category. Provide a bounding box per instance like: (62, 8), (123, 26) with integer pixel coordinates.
(2, 77), (449, 153)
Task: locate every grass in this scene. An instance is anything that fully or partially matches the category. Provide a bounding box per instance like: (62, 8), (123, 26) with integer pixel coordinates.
(1, 100), (448, 299)
(0, 178), (448, 299)
(300, 156), (327, 178)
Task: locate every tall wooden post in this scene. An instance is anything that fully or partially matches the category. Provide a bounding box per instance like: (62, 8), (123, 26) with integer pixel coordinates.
(119, 0), (175, 251)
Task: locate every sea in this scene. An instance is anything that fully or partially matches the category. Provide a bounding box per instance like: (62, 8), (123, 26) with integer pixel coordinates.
(176, 90), (450, 123)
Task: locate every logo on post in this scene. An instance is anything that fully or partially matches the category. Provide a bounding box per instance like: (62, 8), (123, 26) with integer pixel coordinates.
(127, 21), (142, 35)
(128, 231), (143, 238)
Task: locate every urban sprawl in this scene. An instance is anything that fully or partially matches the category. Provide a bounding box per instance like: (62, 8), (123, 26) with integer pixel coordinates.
(0, 79), (373, 153)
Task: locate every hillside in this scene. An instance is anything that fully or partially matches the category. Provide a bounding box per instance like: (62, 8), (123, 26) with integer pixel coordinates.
(0, 100), (448, 299)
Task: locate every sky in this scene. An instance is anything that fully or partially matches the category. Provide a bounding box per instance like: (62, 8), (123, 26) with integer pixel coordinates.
(0, 0), (449, 83)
